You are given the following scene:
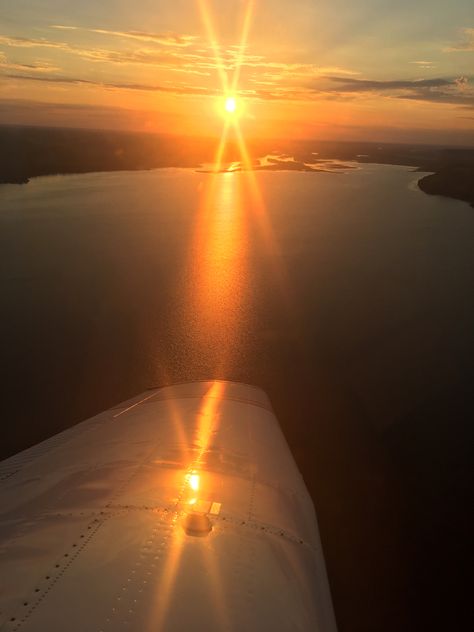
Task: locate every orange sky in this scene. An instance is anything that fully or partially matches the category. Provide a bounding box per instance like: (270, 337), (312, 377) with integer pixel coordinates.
(0, 0), (473, 144)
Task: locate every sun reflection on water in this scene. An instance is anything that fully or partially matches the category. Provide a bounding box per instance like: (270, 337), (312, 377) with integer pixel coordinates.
(186, 172), (250, 373)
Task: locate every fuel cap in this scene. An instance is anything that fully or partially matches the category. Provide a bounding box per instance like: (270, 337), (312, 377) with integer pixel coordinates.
(183, 512), (212, 537)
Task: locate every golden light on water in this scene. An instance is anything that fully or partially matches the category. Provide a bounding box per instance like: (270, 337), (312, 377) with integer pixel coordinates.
(186, 171), (249, 372)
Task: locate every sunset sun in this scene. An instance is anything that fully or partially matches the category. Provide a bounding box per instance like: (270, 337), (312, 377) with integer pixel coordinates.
(225, 96), (237, 114)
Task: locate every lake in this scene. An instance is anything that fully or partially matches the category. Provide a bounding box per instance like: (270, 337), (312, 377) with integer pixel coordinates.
(1, 164), (473, 631)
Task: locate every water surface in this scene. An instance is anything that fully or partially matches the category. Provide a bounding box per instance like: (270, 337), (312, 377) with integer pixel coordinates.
(1, 165), (473, 631)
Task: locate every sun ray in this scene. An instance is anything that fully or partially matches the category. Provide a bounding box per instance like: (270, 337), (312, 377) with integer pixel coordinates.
(233, 122), (294, 304)
(213, 118), (231, 173)
(197, 0), (229, 93)
(197, 543), (231, 630)
(146, 518), (185, 632)
(231, 0), (255, 94)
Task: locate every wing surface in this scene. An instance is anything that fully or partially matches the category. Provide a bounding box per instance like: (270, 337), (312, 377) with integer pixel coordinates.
(0, 381), (337, 631)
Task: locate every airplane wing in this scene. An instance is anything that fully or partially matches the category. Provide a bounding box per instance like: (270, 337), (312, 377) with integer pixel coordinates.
(0, 381), (337, 631)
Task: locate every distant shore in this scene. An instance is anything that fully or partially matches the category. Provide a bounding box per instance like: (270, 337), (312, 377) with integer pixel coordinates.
(1, 125), (473, 208)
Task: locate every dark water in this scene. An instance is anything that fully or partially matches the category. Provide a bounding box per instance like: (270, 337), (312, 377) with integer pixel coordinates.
(1, 165), (473, 631)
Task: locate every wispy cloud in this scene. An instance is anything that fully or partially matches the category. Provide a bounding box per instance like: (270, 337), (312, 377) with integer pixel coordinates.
(0, 31), (357, 83)
(317, 66), (360, 76)
(0, 33), (211, 77)
(444, 27), (474, 52)
(0, 34), (69, 51)
(312, 75), (474, 108)
(236, 74), (474, 109)
(322, 76), (456, 90)
(3, 72), (218, 97)
(4, 69), (473, 109)
(410, 60), (435, 69)
(0, 51), (59, 73)
(50, 25), (198, 47)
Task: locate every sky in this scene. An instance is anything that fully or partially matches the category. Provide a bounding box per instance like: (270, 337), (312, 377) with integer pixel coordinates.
(0, 0), (473, 144)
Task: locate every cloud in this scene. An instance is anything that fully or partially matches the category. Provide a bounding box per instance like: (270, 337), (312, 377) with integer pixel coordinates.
(322, 76), (455, 91)
(0, 30), (359, 84)
(1, 28), (471, 110)
(2, 72), (217, 97)
(4, 69), (472, 109)
(397, 92), (474, 107)
(317, 66), (360, 77)
(444, 27), (474, 52)
(0, 33), (212, 77)
(0, 51), (59, 73)
(0, 60), (60, 73)
(50, 25), (198, 47)
(313, 75), (474, 108)
(0, 34), (69, 51)
(410, 60), (435, 69)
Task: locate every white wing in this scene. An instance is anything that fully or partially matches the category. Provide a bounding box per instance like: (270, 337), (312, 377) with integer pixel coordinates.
(0, 381), (337, 631)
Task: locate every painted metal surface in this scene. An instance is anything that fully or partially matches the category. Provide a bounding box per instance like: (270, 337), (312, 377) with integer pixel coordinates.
(0, 381), (337, 631)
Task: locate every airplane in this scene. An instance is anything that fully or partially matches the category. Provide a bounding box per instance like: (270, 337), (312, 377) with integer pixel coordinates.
(0, 380), (337, 631)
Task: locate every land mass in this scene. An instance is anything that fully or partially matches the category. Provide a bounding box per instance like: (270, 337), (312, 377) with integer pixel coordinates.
(1, 125), (473, 207)
(418, 166), (474, 208)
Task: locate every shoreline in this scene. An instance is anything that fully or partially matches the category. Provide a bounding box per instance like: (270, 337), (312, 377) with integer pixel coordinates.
(2, 164), (472, 209)
(1, 126), (473, 207)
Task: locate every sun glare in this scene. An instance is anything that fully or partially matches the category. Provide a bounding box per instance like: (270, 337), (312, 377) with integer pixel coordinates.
(225, 97), (237, 114)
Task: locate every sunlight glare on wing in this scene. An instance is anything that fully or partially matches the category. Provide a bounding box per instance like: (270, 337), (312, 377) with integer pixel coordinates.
(189, 472), (200, 491)
(146, 383), (226, 629)
(197, 543), (231, 630)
